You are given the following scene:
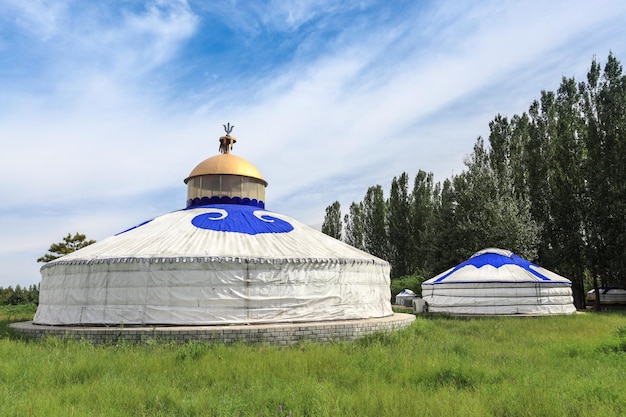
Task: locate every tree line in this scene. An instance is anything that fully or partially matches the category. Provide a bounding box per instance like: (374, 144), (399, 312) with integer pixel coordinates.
(321, 53), (626, 308)
(0, 285), (39, 306)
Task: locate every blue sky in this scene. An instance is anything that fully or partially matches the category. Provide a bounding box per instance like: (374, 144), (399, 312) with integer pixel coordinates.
(1, 0), (625, 288)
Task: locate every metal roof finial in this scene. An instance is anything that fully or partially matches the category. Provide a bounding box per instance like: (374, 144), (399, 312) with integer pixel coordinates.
(219, 123), (237, 154)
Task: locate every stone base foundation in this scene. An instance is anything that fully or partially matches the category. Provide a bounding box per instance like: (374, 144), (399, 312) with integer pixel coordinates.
(10, 313), (415, 345)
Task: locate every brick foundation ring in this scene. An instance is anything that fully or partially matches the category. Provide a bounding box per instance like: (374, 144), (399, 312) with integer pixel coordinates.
(10, 313), (415, 345)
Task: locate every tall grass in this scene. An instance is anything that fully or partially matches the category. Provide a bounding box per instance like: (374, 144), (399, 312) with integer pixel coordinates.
(1, 307), (625, 416)
(0, 303), (36, 338)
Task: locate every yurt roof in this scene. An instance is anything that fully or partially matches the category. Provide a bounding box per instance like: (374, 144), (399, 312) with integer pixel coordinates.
(41, 204), (387, 268)
(422, 248), (571, 286)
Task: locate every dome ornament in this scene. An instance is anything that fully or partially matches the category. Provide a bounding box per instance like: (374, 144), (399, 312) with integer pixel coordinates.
(219, 123), (237, 154)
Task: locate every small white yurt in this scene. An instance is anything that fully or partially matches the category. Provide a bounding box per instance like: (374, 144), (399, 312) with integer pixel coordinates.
(34, 128), (393, 326)
(395, 289), (417, 307)
(421, 248), (576, 315)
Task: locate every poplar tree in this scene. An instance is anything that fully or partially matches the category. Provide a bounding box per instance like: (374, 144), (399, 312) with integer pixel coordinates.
(344, 201), (365, 250)
(581, 54), (626, 288)
(387, 173), (413, 278)
(321, 201), (342, 240)
(411, 170), (436, 276)
(548, 76), (587, 305)
(526, 92), (557, 266)
(430, 178), (460, 273)
(363, 185), (388, 260)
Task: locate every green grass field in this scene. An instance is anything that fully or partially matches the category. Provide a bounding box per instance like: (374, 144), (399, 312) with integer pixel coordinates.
(1, 305), (625, 416)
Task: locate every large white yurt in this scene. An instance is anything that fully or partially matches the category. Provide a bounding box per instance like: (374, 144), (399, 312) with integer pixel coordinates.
(34, 128), (393, 326)
(421, 248), (576, 315)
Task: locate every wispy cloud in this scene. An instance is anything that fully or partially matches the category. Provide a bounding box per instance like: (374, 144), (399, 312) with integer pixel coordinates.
(1, 0), (70, 41)
(2, 0), (199, 95)
(108, 0), (199, 73)
(199, 0), (371, 34)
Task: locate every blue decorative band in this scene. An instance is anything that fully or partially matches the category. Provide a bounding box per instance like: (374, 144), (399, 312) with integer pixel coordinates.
(187, 196), (265, 209)
(434, 252), (557, 283)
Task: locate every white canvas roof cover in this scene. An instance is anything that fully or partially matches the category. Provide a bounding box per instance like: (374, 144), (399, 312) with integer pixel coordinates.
(34, 204), (393, 325)
(421, 248), (576, 315)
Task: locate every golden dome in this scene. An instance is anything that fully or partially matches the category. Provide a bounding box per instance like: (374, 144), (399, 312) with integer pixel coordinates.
(184, 153), (267, 185)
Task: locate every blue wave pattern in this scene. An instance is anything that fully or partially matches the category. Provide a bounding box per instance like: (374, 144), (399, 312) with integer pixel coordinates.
(434, 252), (552, 283)
(191, 204), (294, 235)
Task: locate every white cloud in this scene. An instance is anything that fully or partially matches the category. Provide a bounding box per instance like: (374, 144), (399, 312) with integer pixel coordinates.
(116, 0), (199, 71)
(261, 0), (372, 31)
(1, 0), (70, 40)
(1, 0), (199, 93)
(202, 0), (373, 34)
